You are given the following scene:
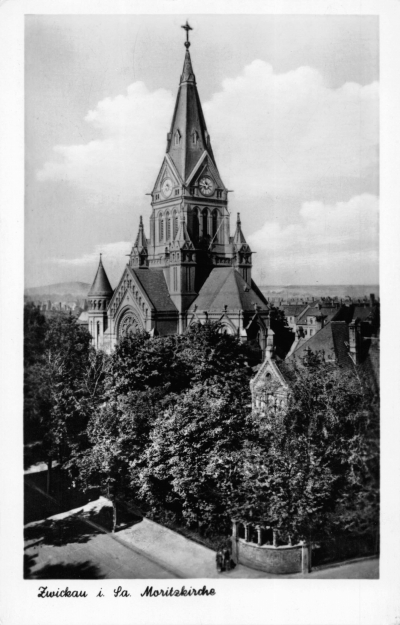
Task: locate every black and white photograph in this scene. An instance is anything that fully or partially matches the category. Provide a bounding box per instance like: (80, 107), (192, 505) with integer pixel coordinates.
(1, 1), (400, 624)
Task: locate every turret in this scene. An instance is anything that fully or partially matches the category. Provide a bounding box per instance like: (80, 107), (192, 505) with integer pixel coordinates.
(130, 216), (149, 268)
(232, 213), (252, 285)
(87, 255), (114, 348)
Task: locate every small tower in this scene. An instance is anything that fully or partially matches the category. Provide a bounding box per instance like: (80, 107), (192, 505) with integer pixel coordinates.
(169, 212), (197, 316)
(87, 255), (114, 349)
(232, 213), (253, 285)
(130, 216), (149, 268)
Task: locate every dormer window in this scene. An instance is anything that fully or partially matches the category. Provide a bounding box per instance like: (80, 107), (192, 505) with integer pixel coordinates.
(174, 130), (181, 145)
(191, 130), (199, 145)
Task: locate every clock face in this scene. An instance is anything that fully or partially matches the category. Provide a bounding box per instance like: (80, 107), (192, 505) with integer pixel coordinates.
(199, 176), (215, 196)
(161, 178), (173, 198)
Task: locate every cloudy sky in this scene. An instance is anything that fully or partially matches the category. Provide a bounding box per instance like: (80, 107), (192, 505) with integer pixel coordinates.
(25, 14), (379, 288)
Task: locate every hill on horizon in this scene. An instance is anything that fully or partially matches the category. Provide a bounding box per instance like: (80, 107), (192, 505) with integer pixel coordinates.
(25, 281), (91, 299)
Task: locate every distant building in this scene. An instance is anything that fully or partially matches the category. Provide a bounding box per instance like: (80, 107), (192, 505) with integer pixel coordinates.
(251, 295), (379, 414)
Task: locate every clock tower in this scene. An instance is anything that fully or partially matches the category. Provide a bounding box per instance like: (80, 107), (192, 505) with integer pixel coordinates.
(147, 22), (234, 315)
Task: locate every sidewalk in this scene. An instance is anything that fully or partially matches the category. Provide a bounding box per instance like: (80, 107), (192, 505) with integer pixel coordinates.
(24, 497), (379, 580)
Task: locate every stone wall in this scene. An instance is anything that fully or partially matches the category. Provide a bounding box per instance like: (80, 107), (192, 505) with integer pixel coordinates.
(230, 520), (310, 575)
(231, 538), (310, 575)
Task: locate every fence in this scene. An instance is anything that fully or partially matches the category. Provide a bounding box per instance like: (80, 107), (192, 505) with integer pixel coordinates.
(311, 531), (379, 568)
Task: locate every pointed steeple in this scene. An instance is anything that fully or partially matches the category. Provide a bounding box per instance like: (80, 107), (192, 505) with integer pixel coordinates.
(233, 213), (248, 247)
(134, 216), (148, 252)
(166, 24), (217, 182)
(131, 216), (149, 268)
(180, 50), (196, 84)
(88, 255), (113, 297)
(232, 213), (252, 286)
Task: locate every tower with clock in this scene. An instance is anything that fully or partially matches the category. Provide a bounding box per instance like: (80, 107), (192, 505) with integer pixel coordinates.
(87, 22), (272, 356)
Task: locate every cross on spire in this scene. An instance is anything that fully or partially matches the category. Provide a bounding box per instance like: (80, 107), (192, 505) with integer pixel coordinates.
(181, 20), (193, 48)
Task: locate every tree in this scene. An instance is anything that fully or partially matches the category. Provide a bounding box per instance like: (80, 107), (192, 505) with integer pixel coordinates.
(24, 306), (104, 490)
(74, 390), (159, 531)
(137, 381), (252, 536)
(229, 356), (379, 544)
(78, 321), (253, 533)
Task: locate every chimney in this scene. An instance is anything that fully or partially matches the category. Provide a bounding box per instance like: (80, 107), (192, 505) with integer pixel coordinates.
(370, 293), (375, 307)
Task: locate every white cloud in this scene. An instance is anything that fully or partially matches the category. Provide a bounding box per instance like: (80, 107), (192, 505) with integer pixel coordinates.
(205, 61), (378, 197)
(37, 82), (174, 204)
(248, 194), (379, 285)
(37, 61), (378, 285)
(37, 61), (378, 205)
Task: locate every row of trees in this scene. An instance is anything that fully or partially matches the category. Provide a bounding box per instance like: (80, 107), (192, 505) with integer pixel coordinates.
(24, 304), (379, 542)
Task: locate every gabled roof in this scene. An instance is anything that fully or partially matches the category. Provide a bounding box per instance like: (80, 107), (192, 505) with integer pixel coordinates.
(129, 267), (178, 313)
(288, 321), (353, 368)
(280, 304), (308, 319)
(189, 267), (269, 312)
(88, 256), (114, 298)
(297, 304), (340, 324)
(166, 48), (219, 182)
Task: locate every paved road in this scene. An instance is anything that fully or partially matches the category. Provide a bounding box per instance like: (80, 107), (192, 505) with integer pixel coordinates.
(24, 497), (379, 580)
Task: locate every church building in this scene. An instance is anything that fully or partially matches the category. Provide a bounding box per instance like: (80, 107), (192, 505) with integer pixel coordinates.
(87, 23), (272, 357)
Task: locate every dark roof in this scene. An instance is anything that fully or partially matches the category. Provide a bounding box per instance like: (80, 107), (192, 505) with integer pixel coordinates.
(88, 258), (113, 297)
(352, 305), (373, 322)
(129, 268), (177, 313)
(358, 337), (380, 394)
(297, 304), (340, 324)
(280, 304), (308, 318)
(288, 321), (352, 368)
(190, 268), (269, 312)
(166, 49), (218, 182)
(331, 321), (353, 367)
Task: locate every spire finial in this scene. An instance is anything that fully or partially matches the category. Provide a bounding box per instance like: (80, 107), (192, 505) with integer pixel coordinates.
(181, 20), (193, 49)
(237, 213), (241, 225)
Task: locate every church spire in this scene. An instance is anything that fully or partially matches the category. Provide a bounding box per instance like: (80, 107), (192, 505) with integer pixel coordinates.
(131, 215), (149, 268)
(233, 213), (248, 246)
(180, 21), (195, 84)
(134, 215), (147, 252)
(165, 22), (217, 182)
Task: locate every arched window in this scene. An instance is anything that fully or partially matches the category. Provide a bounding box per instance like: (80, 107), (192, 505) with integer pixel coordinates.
(212, 209), (219, 242)
(202, 208), (208, 237)
(166, 211), (171, 240)
(158, 212), (164, 242)
(173, 211), (178, 238)
(174, 130), (181, 145)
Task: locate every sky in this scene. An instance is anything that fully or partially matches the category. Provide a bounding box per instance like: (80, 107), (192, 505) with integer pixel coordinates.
(25, 14), (379, 288)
